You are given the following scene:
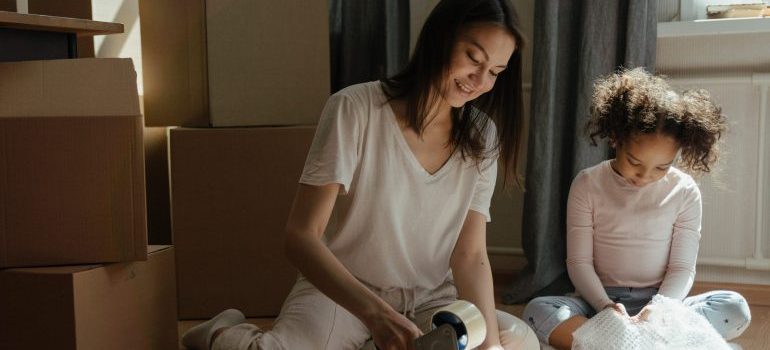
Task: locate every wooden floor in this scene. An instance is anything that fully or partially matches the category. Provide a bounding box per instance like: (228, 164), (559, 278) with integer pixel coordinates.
(178, 276), (770, 349)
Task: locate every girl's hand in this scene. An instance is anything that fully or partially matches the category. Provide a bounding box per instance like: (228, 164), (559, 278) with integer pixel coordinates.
(630, 304), (656, 323)
(604, 302), (628, 316)
(367, 308), (422, 350)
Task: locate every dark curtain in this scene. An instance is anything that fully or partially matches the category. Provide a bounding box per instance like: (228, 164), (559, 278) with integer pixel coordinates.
(329, 0), (410, 93)
(503, 0), (657, 304)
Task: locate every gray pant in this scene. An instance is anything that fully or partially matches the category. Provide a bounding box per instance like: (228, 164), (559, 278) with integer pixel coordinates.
(522, 287), (751, 343)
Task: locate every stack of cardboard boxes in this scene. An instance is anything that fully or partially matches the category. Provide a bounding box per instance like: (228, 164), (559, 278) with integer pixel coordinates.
(1, 0), (333, 346)
(0, 57), (178, 349)
(139, 0), (331, 319)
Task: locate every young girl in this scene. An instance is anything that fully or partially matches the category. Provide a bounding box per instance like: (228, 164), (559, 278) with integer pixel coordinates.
(182, 1), (539, 349)
(522, 68), (752, 349)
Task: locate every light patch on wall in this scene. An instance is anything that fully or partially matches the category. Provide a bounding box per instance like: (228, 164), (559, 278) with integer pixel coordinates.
(15, 0), (27, 13)
(409, 0), (439, 54)
(92, 0), (144, 96)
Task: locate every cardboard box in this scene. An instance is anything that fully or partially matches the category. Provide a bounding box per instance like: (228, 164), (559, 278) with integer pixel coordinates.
(170, 127), (314, 318)
(138, 0), (208, 127)
(140, 0), (329, 127)
(205, 0), (330, 127)
(0, 58), (147, 267)
(0, 246), (178, 350)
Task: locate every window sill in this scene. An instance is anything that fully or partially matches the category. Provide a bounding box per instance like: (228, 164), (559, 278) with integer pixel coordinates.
(658, 17), (770, 38)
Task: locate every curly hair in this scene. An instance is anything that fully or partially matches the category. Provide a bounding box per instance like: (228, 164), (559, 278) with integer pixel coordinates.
(586, 68), (727, 174)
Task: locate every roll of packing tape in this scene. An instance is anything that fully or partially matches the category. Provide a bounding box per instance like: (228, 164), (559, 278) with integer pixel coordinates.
(430, 300), (486, 350)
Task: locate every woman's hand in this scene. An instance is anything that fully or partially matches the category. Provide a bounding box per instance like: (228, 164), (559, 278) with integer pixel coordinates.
(366, 308), (422, 350)
(478, 344), (504, 350)
(286, 184), (421, 349)
(478, 343), (505, 350)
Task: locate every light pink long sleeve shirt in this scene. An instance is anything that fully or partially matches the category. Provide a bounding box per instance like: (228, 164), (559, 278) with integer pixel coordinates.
(566, 160), (702, 311)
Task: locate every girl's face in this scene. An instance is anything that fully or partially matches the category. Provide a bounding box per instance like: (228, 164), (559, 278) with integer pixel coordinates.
(441, 23), (516, 108)
(612, 132), (680, 187)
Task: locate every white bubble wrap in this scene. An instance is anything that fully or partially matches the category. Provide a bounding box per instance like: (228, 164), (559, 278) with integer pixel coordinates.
(572, 295), (731, 350)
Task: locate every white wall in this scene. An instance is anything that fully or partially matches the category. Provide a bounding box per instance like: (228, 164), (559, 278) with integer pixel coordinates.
(14, 0), (28, 13)
(658, 27), (770, 285)
(409, 0), (439, 53)
(92, 0), (144, 97)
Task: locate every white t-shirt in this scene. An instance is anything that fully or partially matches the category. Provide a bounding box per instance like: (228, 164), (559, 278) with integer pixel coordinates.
(299, 81), (498, 290)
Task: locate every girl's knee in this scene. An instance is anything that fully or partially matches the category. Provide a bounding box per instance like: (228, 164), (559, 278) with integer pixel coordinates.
(522, 297), (555, 323)
(523, 296), (584, 325)
(698, 291), (752, 340)
(522, 297), (579, 344)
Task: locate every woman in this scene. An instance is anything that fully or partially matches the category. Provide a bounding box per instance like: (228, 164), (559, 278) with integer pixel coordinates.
(182, 1), (538, 349)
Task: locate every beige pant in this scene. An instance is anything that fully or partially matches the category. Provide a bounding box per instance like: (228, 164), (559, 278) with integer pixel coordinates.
(212, 276), (539, 350)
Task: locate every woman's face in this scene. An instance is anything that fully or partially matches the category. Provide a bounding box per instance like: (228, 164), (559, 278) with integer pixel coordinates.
(612, 132), (680, 187)
(442, 23), (516, 108)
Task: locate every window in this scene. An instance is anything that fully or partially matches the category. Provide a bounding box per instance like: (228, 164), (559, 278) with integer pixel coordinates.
(658, 0), (770, 22)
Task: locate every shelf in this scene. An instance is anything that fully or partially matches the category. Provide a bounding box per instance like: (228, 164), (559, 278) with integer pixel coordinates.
(658, 17), (770, 38)
(0, 10), (123, 36)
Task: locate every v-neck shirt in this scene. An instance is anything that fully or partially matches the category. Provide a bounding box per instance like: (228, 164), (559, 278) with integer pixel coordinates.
(299, 81), (498, 290)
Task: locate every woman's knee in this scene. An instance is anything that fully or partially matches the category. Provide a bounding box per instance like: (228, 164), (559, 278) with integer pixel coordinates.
(692, 290), (751, 340)
(495, 310), (539, 350)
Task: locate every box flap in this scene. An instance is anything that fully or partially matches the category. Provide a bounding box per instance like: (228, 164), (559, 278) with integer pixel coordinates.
(2, 247), (170, 274)
(0, 58), (140, 118)
(5, 264), (102, 275)
(148, 245), (171, 255)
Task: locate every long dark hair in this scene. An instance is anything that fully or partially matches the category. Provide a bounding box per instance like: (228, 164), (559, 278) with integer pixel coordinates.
(381, 0), (526, 188)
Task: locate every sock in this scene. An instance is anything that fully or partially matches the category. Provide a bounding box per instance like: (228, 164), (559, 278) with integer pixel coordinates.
(181, 309), (246, 350)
